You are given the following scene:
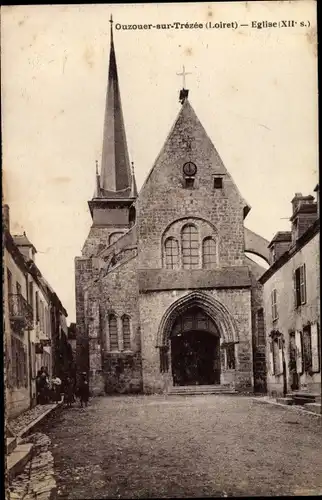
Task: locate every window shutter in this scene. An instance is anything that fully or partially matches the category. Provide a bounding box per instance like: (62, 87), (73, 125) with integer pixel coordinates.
(269, 342), (275, 375)
(311, 323), (320, 373)
(293, 271), (297, 308)
(295, 330), (303, 374)
(301, 264), (307, 304)
(278, 340), (284, 375)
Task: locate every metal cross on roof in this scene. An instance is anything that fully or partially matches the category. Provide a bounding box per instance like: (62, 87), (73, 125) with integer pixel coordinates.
(176, 65), (192, 89)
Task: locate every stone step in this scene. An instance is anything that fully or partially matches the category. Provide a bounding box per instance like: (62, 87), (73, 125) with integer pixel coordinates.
(276, 397), (294, 405)
(169, 386), (238, 395)
(7, 437), (17, 454)
(293, 398), (317, 406)
(170, 388), (233, 392)
(171, 385), (232, 391)
(286, 392), (319, 406)
(7, 443), (33, 482)
(287, 392), (319, 399)
(303, 403), (321, 415)
(169, 391), (238, 396)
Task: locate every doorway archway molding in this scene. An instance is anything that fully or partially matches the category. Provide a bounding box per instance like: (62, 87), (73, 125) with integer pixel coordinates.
(156, 291), (238, 348)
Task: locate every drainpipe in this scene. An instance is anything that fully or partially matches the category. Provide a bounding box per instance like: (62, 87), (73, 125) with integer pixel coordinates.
(26, 273), (33, 408)
(281, 334), (287, 397)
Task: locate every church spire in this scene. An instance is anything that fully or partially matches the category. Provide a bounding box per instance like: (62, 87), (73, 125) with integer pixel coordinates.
(100, 14), (131, 193)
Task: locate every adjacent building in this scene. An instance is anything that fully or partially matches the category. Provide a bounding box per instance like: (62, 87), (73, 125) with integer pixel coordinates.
(4, 208), (33, 419)
(260, 188), (320, 397)
(75, 21), (270, 396)
(3, 205), (71, 419)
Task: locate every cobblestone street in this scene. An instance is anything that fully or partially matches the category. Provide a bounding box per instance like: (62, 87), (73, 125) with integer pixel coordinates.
(34, 395), (322, 498)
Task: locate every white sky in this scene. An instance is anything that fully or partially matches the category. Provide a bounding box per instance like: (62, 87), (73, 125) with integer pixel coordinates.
(1, 2), (318, 323)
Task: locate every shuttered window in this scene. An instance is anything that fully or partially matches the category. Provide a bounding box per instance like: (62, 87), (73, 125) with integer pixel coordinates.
(294, 264), (306, 307)
(271, 289), (278, 321)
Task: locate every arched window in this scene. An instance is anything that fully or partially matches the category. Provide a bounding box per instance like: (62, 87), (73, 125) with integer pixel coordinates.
(109, 232), (124, 246)
(122, 316), (131, 350)
(202, 237), (217, 268)
(108, 314), (118, 350)
(181, 224), (199, 269)
(164, 237), (179, 269)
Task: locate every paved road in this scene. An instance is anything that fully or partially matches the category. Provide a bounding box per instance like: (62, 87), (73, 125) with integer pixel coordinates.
(41, 395), (322, 498)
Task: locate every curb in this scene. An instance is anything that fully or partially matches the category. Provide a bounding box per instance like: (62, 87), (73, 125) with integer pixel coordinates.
(251, 397), (322, 418)
(18, 399), (64, 440)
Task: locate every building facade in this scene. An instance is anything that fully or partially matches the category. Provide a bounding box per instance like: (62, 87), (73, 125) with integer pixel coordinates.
(3, 205), (70, 419)
(4, 209), (33, 419)
(75, 22), (270, 396)
(260, 190), (320, 397)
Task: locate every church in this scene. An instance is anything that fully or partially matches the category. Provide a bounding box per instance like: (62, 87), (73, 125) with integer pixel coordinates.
(75, 19), (270, 395)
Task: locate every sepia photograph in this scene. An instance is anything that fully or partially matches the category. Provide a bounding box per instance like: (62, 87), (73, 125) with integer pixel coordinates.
(2, 1), (320, 498)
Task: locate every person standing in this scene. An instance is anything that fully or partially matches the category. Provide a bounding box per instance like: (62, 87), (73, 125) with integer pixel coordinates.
(78, 372), (89, 408)
(37, 367), (49, 404)
(51, 375), (62, 402)
(65, 377), (75, 408)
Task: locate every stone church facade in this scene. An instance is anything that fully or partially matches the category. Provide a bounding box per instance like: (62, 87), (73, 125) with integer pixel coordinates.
(75, 21), (270, 395)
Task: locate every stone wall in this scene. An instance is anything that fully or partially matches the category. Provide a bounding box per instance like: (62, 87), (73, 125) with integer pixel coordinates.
(137, 100), (246, 272)
(138, 288), (253, 394)
(75, 257), (93, 377)
(85, 256), (143, 395)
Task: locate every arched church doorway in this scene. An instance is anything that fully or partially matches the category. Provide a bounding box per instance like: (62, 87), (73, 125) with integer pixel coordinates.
(170, 307), (221, 386)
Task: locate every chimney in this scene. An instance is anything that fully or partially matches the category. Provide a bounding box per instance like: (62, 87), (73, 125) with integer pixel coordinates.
(3, 204), (10, 232)
(291, 193), (303, 215)
(268, 232), (292, 264)
(290, 192), (317, 244)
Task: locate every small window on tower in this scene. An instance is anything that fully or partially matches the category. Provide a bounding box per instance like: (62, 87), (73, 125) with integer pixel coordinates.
(185, 177), (195, 189)
(214, 177), (223, 189)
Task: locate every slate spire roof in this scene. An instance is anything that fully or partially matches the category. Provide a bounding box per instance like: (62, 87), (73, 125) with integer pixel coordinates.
(99, 15), (132, 195)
